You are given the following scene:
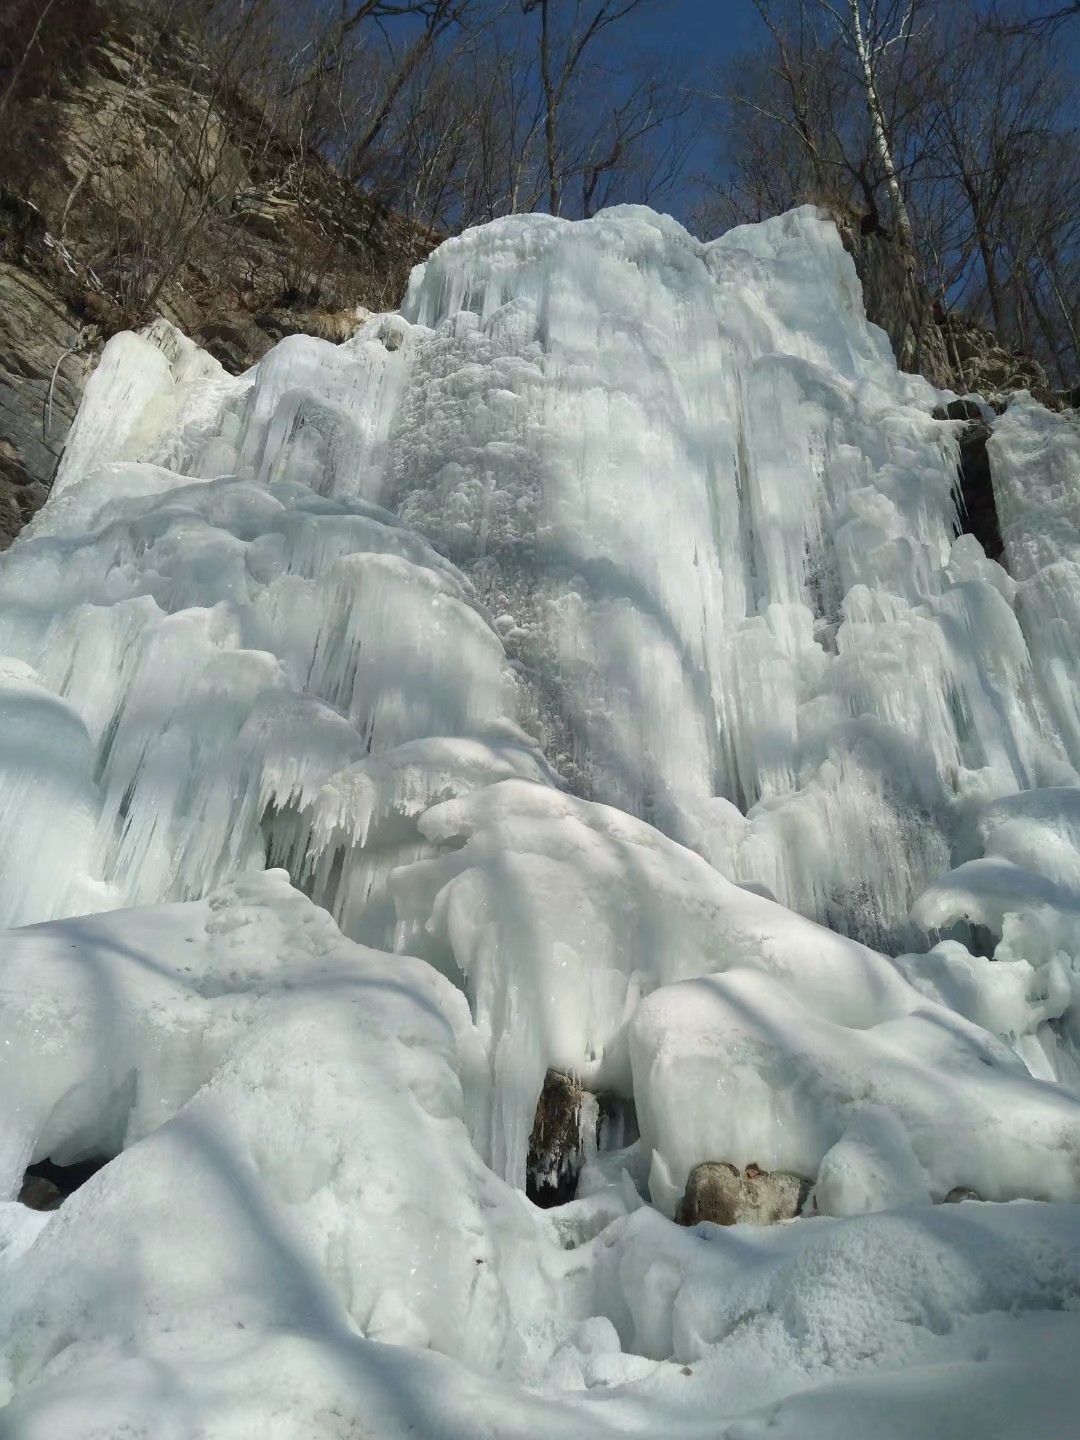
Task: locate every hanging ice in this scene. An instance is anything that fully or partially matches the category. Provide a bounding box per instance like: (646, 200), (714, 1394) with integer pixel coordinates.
(0, 205), (1079, 1438)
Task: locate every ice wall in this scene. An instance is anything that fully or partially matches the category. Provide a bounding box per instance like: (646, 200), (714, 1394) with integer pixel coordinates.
(32, 205), (1070, 950)
(1, 204), (1079, 1438)
(386, 208), (1073, 947)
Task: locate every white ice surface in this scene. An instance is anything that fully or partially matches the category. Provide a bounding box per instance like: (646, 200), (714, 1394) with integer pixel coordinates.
(1, 876), (1079, 1439)
(1, 205), (1079, 1436)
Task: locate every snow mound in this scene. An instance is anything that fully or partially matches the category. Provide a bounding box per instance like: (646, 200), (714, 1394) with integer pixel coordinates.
(0, 872), (550, 1378)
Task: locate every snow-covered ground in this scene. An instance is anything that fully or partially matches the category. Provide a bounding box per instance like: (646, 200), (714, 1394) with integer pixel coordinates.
(0, 205), (1078, 1437)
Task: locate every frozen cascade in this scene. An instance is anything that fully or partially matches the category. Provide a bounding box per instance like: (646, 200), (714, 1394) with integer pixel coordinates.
(0, 205), (1079, 1437)
(15, 206), (1067, 951)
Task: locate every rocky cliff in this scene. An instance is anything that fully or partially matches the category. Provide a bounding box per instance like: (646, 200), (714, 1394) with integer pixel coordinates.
(0, 0), (433, 545)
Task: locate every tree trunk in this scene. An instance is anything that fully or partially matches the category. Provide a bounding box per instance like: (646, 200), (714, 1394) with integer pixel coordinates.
(960, 177), (1007, 337)
(848, 0), (915, 251)
(537, 0), (560, 215)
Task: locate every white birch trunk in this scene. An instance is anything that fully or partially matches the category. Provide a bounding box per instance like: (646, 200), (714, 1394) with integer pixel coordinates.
(848, 0), (915, 251)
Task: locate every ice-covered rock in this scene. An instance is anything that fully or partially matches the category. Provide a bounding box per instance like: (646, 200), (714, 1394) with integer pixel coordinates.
(809, 1107), (931, 1217)
(630, 965), (1080, 1218)
(990, 399), (1080, 767)
(390, 778), (931, 1186)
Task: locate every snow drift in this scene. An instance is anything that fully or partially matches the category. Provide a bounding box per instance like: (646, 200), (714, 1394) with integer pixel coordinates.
(0, 204), (1078, 1437)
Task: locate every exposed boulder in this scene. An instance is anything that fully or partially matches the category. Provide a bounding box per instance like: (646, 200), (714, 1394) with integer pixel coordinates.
(944, 1186), (981, 1204)
(527, 1070), (600, 1207)
(17, 1175), (63, 1212)
(17, 1156), (110, 1211)
(676, 1161), (809, 1227)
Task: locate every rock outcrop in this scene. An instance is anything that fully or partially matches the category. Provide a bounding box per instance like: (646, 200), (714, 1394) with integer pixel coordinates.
(526, 1070), (636, 1207)
(527, 1070), (600, 1207)
(937, 312), (1053, 400)
(837, 213), (952, 388)
(835, 209), (1062, 408)
(0, 260), (95, 544)
(0, 1), (434, 547)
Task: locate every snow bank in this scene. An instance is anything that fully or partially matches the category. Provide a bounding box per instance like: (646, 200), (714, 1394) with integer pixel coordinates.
(0, 872), (551, 1378)
(586, 1199), (1080, 1431)
(1, 878), (1078, 1439)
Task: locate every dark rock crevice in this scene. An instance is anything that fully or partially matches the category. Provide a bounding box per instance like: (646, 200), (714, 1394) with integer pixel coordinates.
(18, 1154), (112, 1212)
(933, 398), (1005, 564)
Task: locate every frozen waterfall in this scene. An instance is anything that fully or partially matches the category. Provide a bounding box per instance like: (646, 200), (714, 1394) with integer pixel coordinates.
(0, 205), (1079, 1439)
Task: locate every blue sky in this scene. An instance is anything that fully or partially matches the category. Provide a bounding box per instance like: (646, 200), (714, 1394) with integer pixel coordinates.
(637, 0), (765, 56)
(627, 0), (769, 218)
(631, 1), (1078, 88)
(627, 0), (1078, 223)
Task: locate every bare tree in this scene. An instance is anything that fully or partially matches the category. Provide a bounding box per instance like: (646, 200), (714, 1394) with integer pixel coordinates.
(280, 0), (475, 186)
(0, 0), (60, 127)
(988, 1), (1080, 33)
(578, 62), (692, 216)
(805, 0), (926, 248)
(520, 0), (656, 215)
(712, 0), (1078, 386)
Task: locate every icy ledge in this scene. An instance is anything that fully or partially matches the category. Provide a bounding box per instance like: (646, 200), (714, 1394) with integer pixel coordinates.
(0, 206), (1078, 1437)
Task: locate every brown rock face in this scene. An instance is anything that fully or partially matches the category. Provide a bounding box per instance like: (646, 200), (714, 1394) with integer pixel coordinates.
(527, 1069), (598, 1207)
(677, 1162), (809, 1227)
(834, 212), (951, 388)
(526, 1069), (637, 1207)
(17, 1175), (63, 1211)
(0, 259), (96, 547)
(0, 2), (437, 550)
(832, 206), (1062, 406)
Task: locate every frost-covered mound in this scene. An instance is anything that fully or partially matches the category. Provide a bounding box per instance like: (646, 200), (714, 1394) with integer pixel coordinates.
(0, 206), (1079, 1437)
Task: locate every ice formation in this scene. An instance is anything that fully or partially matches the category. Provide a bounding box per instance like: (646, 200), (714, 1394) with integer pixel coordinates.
(0, 204), (1079, 1436)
